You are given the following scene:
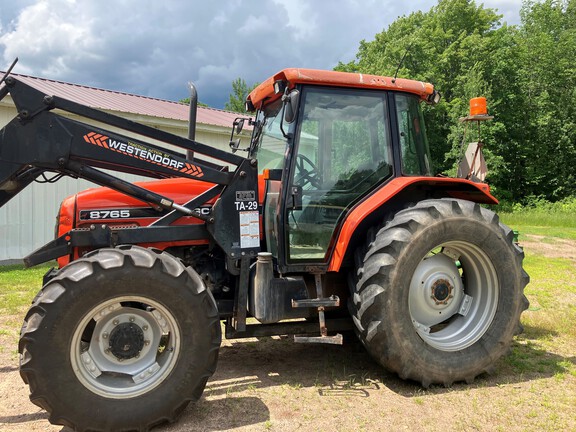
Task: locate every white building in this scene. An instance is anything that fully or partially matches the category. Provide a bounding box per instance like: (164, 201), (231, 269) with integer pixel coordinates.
(0, 73), (246, 263)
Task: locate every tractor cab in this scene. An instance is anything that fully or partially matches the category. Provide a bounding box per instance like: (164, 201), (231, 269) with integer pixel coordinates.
(245, 69), (439, 272)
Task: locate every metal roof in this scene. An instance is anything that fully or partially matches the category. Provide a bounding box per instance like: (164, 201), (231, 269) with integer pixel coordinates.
(2, 72), (240, 129)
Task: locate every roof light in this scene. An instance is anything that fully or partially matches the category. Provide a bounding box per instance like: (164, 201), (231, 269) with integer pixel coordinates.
(427, 90), (442, 105)
(273, 80), (287, 95)
(245, 99), (255, 112)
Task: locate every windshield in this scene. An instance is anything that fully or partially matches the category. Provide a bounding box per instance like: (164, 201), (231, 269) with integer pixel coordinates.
(250, 100), (287, 174)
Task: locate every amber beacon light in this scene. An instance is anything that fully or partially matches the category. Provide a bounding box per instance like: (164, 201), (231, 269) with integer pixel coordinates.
(469, 97), (488, 116)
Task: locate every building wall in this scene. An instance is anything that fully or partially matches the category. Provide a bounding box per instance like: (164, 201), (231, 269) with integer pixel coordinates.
(0, 99), (239, 263)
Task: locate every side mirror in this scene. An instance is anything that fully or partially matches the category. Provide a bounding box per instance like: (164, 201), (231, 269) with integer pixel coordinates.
(283, 89), (300, 124)
(228, 117), (252, 153)
(234, 118), (245, 134)
(229, 138), (241, 153)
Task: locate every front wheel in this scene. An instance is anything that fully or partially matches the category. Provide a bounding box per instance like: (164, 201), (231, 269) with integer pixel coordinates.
(19, 246), (221, 432)
(350, 199), (529, 387)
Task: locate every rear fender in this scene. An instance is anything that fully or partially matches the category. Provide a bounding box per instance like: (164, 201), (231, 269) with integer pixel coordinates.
(328, 177), (498, 272)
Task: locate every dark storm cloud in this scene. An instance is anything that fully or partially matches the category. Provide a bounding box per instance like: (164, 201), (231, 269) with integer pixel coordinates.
(0, 0), (521, 108)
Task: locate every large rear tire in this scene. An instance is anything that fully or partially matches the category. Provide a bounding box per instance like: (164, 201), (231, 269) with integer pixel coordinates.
(350, 199), (529, 387)
(19, 245), (221, 432)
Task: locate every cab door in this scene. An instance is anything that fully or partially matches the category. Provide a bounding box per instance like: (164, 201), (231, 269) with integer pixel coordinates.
(284, 87), (393, 266)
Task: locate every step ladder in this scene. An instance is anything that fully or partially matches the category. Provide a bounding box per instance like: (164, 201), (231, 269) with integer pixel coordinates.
(292, 273), (343, 345)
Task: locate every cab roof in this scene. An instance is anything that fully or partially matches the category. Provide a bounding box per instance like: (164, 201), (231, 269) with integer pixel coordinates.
(247, 68), (435, 110)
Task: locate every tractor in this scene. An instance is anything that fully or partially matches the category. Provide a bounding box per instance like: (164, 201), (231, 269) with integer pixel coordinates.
(0, 65), (529, 432)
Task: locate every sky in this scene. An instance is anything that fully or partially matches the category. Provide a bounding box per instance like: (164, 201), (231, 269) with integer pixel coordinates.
(0, 0), (523, 108)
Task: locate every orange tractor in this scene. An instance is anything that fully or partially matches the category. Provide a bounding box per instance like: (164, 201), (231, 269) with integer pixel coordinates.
(0, 66), (528, 431)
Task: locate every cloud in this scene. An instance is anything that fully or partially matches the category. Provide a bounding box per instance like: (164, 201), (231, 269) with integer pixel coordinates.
(0, 0), (523, 108)
(482, 0), (523, 25)
(0, 0), (35, 33)
(1, 0), (101, 77)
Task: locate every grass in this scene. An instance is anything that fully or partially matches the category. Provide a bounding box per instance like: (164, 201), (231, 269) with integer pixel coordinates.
(0, 263), (53, 315)
(510, 225), (576, 241)
(501, 212), (576, 231)
(501, 220), (576, 241)
(499, 197), (576, 240)
(498, 205), (576, 382)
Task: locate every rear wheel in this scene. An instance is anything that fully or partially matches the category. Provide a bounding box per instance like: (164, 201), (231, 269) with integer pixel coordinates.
(19, 246), (221, 432)
(350, 199), (529, 387)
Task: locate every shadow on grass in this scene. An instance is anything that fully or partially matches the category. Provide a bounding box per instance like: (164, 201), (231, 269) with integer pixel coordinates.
(199, 329), (575, 400)
(0, 365), (18, 373)
(156, 397), (270, 432)
(0, 411), (49, 425)
(522, 322), (559, 339)
(500, 329), (575, 377)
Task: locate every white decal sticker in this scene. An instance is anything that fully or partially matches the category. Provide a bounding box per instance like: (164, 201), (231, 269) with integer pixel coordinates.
(239, 211), (260, 248)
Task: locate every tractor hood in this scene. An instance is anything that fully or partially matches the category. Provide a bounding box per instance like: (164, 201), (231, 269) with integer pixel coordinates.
(73, 177), (218, 227)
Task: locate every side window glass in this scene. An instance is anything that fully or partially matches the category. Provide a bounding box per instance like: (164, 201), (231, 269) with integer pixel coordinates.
(252, 102), (287, 173)
(396, 94), (433, 176)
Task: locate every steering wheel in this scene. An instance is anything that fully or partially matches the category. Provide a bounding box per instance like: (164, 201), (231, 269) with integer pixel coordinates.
(294, 154), (321, 189)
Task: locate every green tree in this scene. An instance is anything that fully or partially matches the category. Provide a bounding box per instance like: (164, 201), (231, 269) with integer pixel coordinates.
(179, 97), (208, 107)
(337, 0), (576, 202)
(225, 78), (259, 113)
(516, 0), (576, 200)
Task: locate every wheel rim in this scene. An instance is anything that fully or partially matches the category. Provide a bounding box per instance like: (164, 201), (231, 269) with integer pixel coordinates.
(408, 241), (499, 352)
(70, 296), (181, 398)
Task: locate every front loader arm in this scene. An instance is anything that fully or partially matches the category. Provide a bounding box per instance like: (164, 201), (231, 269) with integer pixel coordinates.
(0, 76), (238, 206)
(0, 76), (260, 264)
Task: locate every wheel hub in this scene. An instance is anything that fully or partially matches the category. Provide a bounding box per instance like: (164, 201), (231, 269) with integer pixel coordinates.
(73, 299), (181, 399)
(109, 322), (145, 360)
(408, 241), (501, 352)
(409, 253), (464, 329)
(431, 279), (453, 305)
